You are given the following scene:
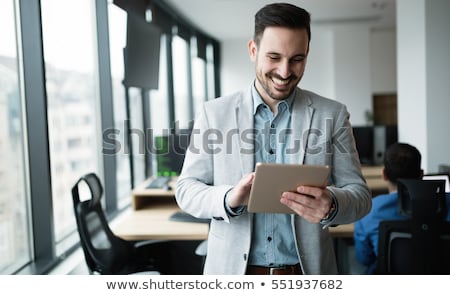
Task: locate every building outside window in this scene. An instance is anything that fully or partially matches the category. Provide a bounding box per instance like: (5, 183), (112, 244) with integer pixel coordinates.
(41, 0), (102, 255)
(172, 34), (192, 130)
(0, 0), (32, 274)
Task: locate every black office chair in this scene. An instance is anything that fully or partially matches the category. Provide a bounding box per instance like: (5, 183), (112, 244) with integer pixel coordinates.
(376, 178), (450, 274)
(71, 173), (169, 275)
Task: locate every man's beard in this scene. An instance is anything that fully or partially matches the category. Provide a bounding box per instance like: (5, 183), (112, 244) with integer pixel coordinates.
(255, 70), (300, 101)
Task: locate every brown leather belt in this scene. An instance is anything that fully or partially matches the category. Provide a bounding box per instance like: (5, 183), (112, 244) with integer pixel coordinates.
(246, 264), (302, 275)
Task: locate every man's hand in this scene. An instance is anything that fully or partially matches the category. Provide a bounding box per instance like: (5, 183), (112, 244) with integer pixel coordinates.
(280, 186), (333, 223)
(226, 173), (255, 208)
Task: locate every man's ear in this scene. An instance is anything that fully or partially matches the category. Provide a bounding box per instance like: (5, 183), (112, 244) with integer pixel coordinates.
(382, 167), (389, 181)
(248, 39), (257, 62)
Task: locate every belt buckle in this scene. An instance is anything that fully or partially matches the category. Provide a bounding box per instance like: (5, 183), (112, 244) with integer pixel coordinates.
(269, 266), (286, 275)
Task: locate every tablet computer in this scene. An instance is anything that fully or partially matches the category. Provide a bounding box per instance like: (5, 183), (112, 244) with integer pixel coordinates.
(248, 163), (331, 214)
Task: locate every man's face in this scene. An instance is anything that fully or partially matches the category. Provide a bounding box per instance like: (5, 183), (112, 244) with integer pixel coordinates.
(248, 26), (309, 103)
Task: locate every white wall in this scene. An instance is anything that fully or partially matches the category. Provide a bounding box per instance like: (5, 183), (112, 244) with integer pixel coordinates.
(425, 0), (450, 172)
(220, 39), (254, 96)
(397, 0), (450, 172)
(371, 29), (397, 94)
(396, 0), (428, 167)
(301, 26), (335, 99)
(220, 24), (396, 127)
(332, 24), (372, 126)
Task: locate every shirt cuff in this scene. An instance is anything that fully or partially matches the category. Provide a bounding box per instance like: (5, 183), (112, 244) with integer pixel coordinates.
(320, 189), (338, 225)
(224, 190), (246, 217)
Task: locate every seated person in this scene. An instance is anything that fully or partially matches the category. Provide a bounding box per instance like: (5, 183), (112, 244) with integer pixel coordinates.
(353, 142), (450, 274)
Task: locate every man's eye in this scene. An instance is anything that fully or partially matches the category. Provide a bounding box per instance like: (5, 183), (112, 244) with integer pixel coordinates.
(291, 57), (305, 63)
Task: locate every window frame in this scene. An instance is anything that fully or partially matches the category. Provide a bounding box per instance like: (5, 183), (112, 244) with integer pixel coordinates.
(8, 0), (221, 275)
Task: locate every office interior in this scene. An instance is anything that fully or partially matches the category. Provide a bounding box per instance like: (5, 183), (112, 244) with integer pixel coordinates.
(1, 0), (449, 275)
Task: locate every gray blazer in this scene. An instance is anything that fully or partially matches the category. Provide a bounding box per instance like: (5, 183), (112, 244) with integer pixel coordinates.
(176, 85), (371, 275)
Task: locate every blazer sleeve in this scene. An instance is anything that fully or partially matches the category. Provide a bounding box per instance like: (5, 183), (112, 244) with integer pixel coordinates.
(325, 103), (372, 224)
(175, 103), (234, 223)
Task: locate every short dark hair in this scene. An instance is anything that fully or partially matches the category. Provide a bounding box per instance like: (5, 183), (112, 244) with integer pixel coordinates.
(253, 3), (311, 46)
(384, 142), (422, 184)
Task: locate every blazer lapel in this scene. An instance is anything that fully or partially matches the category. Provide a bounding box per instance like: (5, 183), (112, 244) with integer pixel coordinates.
(235, 87), (255, 175)
(291, 89), (315, 164)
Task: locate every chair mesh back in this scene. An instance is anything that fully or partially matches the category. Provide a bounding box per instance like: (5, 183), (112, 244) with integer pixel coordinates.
(85, 211), (112, 250)
(82, 173), (103, 208)
(377, 179), (450, 274)
(72, 173), (133, 274)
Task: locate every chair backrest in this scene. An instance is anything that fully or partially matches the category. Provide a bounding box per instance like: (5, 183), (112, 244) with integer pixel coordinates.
(71, 173), (135, 274)
(377, 179), (450, 274)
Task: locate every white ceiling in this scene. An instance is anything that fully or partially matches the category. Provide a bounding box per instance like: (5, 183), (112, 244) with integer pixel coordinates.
(164, 0), (396, 41)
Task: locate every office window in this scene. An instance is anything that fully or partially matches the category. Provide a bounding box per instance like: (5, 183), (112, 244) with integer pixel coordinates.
(149, 34), (170, 175)
(128, 87), (146, 185)
(107, 2), (131, 205)
(41, 0), (101, 254)
(172, 34), (192, 129)
(206, 43), (217, 100)
(191, 37), (207, 115)
(150, 34), (170, 135)
(0, 0), (32, 274)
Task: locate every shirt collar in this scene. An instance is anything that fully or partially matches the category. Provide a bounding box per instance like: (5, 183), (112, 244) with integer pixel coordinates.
(251, 82), (295, 115)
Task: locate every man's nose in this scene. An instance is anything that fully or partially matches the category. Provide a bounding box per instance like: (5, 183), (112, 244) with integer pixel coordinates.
(277, 60), (291, 78)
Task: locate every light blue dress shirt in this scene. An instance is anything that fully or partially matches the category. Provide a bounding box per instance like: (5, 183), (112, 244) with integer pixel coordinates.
(247, 84), (300, 267)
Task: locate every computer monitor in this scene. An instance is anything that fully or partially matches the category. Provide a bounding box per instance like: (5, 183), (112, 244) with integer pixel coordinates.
(423, 174), (450, 193)
(153, 130), (191, 177)
(352, 126), (374, 165)
(352, 125), (398, 166)
(439, 165), (450, 175)
(373, 125), (398, 165)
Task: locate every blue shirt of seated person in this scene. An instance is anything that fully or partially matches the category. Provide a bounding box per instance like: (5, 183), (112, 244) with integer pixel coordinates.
(354, 191), (450, 274)
(353, 142), (450, 274)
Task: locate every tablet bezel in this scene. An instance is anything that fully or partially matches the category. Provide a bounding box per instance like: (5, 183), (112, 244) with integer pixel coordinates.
(247, 163), (331, 214)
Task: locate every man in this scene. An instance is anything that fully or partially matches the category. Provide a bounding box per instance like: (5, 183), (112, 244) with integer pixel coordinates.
(176, 3), (371, 275)
(354, 142), (450, 274)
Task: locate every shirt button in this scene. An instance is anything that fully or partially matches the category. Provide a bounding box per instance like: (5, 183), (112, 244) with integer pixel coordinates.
(267, 236), (272, 242)
(269, 149), (274, 154)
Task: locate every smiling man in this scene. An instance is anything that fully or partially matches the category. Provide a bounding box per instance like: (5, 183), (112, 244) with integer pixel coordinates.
(176, 2), (371, 275)
(249, 27), (308, 110)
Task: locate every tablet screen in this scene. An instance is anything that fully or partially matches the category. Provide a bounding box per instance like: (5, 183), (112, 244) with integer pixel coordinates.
(248, 163), (330, 214)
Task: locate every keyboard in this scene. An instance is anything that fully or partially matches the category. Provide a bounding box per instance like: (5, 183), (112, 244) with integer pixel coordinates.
(146, 176), (171, 189)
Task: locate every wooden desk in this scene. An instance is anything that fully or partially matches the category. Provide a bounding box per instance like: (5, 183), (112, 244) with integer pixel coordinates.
(113, 203), (354, 240)
(361, 165), (388, 193)
(113, 176), (354, 241)
(112, 177), (209, 240)
(131, 166), (385, 208)
(131, 177), (178, 210)
(112, 201), (209, 241)
(329, 223), (354, 238)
